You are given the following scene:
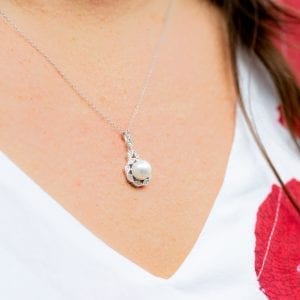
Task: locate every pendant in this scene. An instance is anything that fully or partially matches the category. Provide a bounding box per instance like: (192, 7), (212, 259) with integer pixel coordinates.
(122, 130), (152, 187)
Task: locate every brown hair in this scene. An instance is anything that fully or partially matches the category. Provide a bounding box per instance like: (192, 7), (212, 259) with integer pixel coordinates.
(211, 0), (300, 212)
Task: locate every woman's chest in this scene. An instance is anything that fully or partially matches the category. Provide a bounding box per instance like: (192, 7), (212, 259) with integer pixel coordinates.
(0, 22), (238, 278)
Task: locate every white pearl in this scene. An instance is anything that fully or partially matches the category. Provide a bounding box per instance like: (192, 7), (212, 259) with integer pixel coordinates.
(132, 160), (152, 180)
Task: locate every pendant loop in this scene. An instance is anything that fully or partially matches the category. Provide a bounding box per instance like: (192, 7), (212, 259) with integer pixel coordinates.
(122, 130), (134, 150)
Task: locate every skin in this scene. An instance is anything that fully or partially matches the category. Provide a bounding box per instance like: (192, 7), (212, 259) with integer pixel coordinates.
(0, 0), (237, 278)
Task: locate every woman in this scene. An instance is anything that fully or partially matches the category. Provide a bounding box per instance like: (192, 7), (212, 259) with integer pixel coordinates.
(0, 0), (299, 299)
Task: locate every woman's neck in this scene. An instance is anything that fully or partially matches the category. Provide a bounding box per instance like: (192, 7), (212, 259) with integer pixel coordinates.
(11, 0), (153, 22)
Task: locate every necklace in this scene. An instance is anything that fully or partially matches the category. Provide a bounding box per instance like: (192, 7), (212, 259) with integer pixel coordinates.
(0, 0), (175, 188)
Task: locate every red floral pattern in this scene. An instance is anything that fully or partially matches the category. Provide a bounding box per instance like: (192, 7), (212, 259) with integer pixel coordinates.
(277, 105), (300, 138)
(255, 179), (300, 299)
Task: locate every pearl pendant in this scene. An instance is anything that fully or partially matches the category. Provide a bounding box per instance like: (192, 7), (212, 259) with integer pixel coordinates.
(131, 160), (152, 180)
(123, 131), (152, 187)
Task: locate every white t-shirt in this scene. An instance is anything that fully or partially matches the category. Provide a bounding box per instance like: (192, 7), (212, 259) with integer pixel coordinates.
(0, 48), (299, 300)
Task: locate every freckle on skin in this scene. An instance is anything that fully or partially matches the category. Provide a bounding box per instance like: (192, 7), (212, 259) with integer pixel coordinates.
(75, 179), (82, 188)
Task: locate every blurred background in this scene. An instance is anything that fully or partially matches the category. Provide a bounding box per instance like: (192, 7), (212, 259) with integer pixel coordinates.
(280, 0), (300, 82)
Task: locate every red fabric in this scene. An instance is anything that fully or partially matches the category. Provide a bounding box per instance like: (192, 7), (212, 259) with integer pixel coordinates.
(280, 0), (300, 82)
(255, 179), (300, 299)
(277, 105), (300, 138)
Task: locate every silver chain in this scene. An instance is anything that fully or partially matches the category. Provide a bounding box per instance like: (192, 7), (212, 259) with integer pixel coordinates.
(0, 0), (175, 135)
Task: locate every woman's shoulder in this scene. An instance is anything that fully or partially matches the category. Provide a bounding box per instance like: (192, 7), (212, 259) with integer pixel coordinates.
(237, 46), (300, 178)
(236, 47), (300, 299)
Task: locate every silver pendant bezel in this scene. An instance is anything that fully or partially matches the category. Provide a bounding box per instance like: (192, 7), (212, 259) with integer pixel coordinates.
(123, 130), (151, 188)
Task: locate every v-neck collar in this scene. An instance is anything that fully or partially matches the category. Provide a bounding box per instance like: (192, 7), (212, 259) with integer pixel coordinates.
(0, 106), (242, 284)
